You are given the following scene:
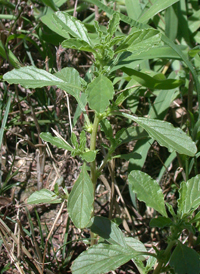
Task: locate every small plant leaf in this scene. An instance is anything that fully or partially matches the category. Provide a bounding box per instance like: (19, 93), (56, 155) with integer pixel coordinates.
(27, 189), (62, 204)
(67, 163), (94, 228)
(115, 29), (161, 55)
(62, 39), (96, 53)
(81, 150), (96, 162)
(40, 132), (73, 151)
(150, 216), (173, 228)
(89, 216), (127, 247)
(71, 243), (139, 274)
(86, 75), (114, 113)
(121, 113), (197, 157)
(169, 242), (200, 274)
(128, 170), (167, 217)
(53, 11), (91, 44)
(122, 67), (183, 90)
(178, 174), (200, 217)
(106, 12), (120, 40)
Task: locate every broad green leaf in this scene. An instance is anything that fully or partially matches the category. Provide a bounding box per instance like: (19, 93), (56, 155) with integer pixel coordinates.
(81, 150), (96, 162)
(3, 66), (82, 95)
(40, 132), (73, 151)
(71, 243), (139, 274)
(165, 6), (178, 41)
(178, 175), (200, 217)
(138, 0), (179, 23)
(89, 216), (127, 247)
(115, 29), (161, 55)
(62, 39), (96, 53)
(125, 0), (141, 21)
(122, 67), (183, 90)
(67, 163), (94, 228)
(86, 75), (114, 113)
(150, 216), (173, 228)
(120, 112), (197, 157)
(40, 9), (70, 39)
(53, 11), (91, 44)
(128, 170), (167, 217)
(169, 242), (200, 274)
(27, 189), (62, 204)
(125, 237), (147, 261)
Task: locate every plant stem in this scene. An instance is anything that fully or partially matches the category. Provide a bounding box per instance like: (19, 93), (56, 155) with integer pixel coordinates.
(153, 240), (176, 274)
(90, 113), (100, 246)
(90, 113), (100, 189)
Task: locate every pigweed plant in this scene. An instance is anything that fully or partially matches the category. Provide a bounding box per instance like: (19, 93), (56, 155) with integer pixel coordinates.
(3, 2), (200, 274)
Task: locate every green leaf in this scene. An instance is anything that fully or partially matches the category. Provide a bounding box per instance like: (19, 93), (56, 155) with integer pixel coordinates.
(106, 12), (120, 39)
(138, 0), (179, 23)
(40, 132), (73, 151)
(115, 29), (161, 55)
(40, 0), (58, 11)
(0, 95), (11, 147)
(165, 6), (178, 41)
(100, 119), (114, 142)
(178, 175), (200, 217)
(125, 237), (147, 261)
(169, 242), (200, 274)
(40, 9), (70, 40)
(27, 189), (62, 204)
(3, 66), (82, 95)
(86, 75), (114, 113)
(122, 67), (183, 90)
(118, 126), (148, 145)
(71, 243), (139, 274)
(89, 216), (127, 247)
(71, 132), (78, 149)
(81, 150), (96, 162)
(128, 170), (167, 217)
(0, 40), (21, 68)
(125, 0), (141, 21)
(67, 163), (94, 228)
(79, 131), (86, 151)
(120, 113), (197, 157)
(150, 216), (173, 228)
(53, 11), (91, 44)
(62, 38), (96, 53)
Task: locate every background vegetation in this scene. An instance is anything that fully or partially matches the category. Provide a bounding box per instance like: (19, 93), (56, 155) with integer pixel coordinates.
(0, 0), (200, 273)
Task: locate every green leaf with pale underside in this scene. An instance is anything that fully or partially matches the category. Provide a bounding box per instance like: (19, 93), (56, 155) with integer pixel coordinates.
(128, 170), (167, 217)
(53, 11), (91, 44)
(67, 163), (94, 228)
(27, 189), (62, 204)
(3, 66), (82, 96)
(86, 75), (114, 113)
(71, 243), (139, 274)
(120, 113), (197, 157)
